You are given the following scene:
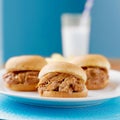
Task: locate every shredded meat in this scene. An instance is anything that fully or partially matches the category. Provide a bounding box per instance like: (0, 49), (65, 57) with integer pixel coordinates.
(3, 71), (39, 85)
(83, 67), (109, 86)
(38, 72), (85, 94)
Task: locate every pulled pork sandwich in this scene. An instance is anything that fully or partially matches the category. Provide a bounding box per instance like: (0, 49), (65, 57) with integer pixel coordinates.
(71, 54), (111, 90)
(3, 55), (47, 91)
(37, 62), (88, 98)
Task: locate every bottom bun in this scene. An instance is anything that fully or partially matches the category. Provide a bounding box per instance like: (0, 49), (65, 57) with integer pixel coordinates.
(86, 79), (109, 90)
(5, 83), (37, 91)
(38, 87), (88, 98)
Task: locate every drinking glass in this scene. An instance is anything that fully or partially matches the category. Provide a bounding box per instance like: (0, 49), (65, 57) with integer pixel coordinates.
(61, 13), (91, 57)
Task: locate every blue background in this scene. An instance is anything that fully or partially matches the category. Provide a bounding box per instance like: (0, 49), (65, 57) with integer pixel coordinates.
(2, 0), (86, 61)
(2, 0), (120, 61)
(90, 0), (120, 58)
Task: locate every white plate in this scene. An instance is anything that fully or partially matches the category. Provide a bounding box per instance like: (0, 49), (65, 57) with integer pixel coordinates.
(0, 69), (120, 108)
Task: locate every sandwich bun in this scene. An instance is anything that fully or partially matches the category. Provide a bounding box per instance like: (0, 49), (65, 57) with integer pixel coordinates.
(38, 62), (88, 98)
(71, 54), (110, 90)
(5, 83), (37, 91)
(38, 62), (87, 82)
(38, 88), (88, 98)
(71, 54), (110, 70)
(3, 55), (47, 91)
(5, 55), (47, 71)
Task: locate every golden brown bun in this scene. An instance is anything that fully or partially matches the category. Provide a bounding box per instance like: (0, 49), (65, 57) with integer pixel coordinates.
(4, 83), (37, 91)
(38, 62), (87, 82)
(45, 53), (66, 64)
(45, 57), (65, 64)
(38, 62), (87, 97)
(71, 54), (110, 70)
(38, 87), (88, 98)
(5, 55), (47, 72)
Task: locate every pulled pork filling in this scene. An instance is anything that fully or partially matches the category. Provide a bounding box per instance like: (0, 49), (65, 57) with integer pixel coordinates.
(3, 71), (39, 85)
(38, 72), (85, 94)
(83, 67), (109, 86)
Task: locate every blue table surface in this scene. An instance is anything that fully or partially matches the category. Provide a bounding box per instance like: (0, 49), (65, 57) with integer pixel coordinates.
(0, 94), (120, 120)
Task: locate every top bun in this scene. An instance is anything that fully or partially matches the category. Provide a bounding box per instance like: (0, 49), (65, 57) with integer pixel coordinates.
(71, 54), (110, 70)
(38, 62), (87, 82)
(45, 53), (66, 64)
(5, 55), (47, 72)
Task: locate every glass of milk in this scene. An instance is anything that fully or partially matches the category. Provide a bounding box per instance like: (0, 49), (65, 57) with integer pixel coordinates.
(61, 14), (91, 57)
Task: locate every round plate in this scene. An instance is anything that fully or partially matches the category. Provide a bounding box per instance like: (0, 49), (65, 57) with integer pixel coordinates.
(0, 69), (120, 108)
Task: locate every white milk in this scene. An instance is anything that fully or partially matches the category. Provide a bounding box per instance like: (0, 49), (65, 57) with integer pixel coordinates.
(61, 14), (90, 57)
(62, 20), (90, 57)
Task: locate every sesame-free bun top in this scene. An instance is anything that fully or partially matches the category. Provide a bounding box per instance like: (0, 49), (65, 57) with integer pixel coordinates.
(38, 62), (87, 82)
(45, 53), (67, 64)
(5, 55), (47, 72)
(71, 54), (110, 70)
